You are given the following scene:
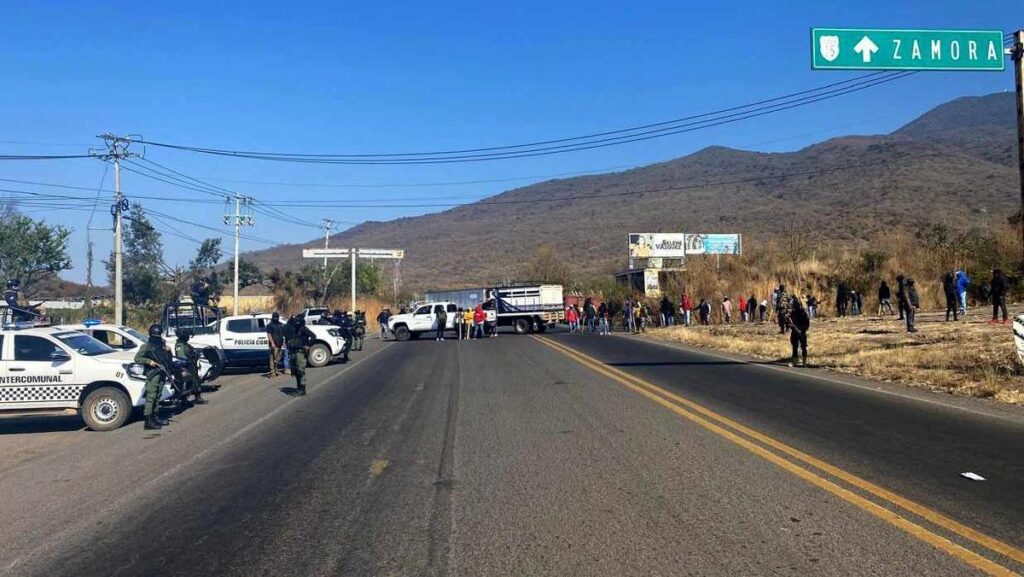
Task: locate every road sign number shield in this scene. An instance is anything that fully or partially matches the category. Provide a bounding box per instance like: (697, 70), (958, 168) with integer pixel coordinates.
(819, 35), (840, 62)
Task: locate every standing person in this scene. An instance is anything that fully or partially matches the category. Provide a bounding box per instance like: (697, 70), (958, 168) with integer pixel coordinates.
(584, 298), (597, 333)
(566, 304), (578, 333)
(659, 296), (673, 327)
(377, 308), (391, 340)
(787, 297), (810, 367)
(266, 312), (285, 378)
(878, 281), (894, 316)
(597, 301), (610, 335)
(905, 277), (920, 333)
(955, 269), (971, 316)
(721, 297), (732, 323)
(851, 291), (862, 316)
(435, 305), (448, 341)
(698, 299), (710, 325)
(462, 307), (473, 340)
(473, 304), (486, 339)
(680, 294), (693, 327)
(738, 295), (747, 322)
(990, 268), (1010, 324)
(836, 282), (848, 318)
(453, 307), (464, 340)
(896, 275), (909, 324)
(283, 316), (315, 396)
(806, 294), (817, 320)
(943, 272), (959, 322)
(758, 299), (768, 323)
(174, 329), (207, 405)
(775, 284), (790, 335)
(747, 294), (757, 322)
(135, 324), (171, 430)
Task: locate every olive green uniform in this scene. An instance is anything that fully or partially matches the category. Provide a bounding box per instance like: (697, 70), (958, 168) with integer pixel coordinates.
(283, 323), (315, 392)
(134, 342), (167, 417)
(174, 340), (202, 399)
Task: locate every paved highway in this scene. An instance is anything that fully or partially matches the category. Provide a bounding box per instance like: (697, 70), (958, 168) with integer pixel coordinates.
(1, 331), (1022, 576)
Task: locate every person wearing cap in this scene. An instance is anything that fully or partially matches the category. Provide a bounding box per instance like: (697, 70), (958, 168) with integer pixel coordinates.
(266, 312), (285, 378)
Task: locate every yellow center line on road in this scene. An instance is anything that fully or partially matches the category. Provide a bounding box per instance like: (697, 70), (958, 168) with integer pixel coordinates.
(532, 335), (1021, 577)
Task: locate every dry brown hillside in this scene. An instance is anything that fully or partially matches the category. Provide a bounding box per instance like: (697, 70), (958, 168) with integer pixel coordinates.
(245, 93), (1020, 291)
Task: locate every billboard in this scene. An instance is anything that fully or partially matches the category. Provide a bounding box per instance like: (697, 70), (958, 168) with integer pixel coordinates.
(628, 233), (686, 259)
(684, 234), (742, 255)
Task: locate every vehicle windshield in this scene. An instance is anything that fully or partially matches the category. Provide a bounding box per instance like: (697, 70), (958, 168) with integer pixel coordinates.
(54, 332), (115, 356)
(121, 327), (147, 342)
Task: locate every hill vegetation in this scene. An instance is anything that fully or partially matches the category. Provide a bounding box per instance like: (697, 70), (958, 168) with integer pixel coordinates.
(246, 93), (1021, 293)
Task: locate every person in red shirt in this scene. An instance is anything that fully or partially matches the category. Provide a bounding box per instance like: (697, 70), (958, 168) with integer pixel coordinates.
(473, 304), (486, 339)
(680, 294), (693, 326)
(566, 305), (579, 332)
(738, 296), (747, 322)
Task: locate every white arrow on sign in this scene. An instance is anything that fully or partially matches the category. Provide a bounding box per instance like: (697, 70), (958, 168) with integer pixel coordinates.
(854, 35), (879, 63)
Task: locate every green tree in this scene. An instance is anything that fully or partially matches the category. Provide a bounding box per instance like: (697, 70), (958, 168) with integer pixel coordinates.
(189, 238), (223, 274)
(519, 244), (571, 285)
(107, 205), (164, 306)
(0, 210), (72, 292)
(237, 258), (263, 288)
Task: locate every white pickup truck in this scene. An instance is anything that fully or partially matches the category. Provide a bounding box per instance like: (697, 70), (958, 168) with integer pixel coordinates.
(188, 313), (348, 368)
(0, 325), (172, 431)
(387, 303), (458, 341)
(58, 322), (224, 382)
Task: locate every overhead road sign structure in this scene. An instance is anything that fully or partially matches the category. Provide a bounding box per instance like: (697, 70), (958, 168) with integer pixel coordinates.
(302, 248), (404, 312)
(811, 28), (1005, 71)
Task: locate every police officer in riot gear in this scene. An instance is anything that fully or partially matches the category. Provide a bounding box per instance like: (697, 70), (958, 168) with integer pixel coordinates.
(282, 315), (315, 396)
(3, 279), (42, 322)
(351, 311), (366, 351)
(135, 324), (172, 429)
(174, 329), (207, 405)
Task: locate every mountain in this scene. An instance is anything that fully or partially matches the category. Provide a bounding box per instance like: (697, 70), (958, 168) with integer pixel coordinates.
(246, 92), (1021, 290)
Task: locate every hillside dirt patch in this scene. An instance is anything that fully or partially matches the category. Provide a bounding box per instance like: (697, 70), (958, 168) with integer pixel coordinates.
(644, 307), (1024, 405)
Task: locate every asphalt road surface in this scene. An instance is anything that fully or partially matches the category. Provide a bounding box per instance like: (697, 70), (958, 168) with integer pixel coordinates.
(2, 330), (1022, 576)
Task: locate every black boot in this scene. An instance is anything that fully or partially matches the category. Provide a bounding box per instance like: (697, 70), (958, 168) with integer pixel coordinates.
(144, 415), (162, 430)
(296, 383), (306, 396)
(192, 394), (208, 405)
(154, 412), (170, 426)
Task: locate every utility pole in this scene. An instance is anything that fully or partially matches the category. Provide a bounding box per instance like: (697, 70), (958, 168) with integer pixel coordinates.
(224, 195), (254, 316)
(1012, 30), (1024, 269)
(351, 248), (357, 314)
(93, 134), (136, 325)
(320, 219), (333, 270)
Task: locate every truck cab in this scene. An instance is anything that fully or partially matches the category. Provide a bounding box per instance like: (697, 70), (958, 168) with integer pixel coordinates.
(189, 313), (348, 369)
(57, 322), (224, 383)
(387, 302), (457, 341)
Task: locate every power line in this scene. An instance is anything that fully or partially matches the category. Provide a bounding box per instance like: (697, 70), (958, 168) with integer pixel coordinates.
(0, 154), (95, 160)
(134, 72), (913, 164)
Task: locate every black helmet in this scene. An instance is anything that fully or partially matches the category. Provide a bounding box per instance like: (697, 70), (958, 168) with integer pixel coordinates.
(148, 324), (163, 338)
(176, 328), (192, 341)
(6, 278), (20, 289)
(271, 312), (280, 321)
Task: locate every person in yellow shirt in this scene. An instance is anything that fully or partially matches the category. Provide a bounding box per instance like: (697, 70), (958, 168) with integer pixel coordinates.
(462, 308), (474, 340)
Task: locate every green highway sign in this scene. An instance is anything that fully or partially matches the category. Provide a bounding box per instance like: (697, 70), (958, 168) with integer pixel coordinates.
(811, 28), (1005, 71)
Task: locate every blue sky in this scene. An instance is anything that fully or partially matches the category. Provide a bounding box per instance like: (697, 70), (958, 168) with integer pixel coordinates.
(0, 1), (1020, 283)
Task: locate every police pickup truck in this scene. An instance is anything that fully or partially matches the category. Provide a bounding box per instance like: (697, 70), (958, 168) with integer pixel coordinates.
(189, 313), (348, 369)
(58, 322), (224, 382)
(0, 324), (171, 431)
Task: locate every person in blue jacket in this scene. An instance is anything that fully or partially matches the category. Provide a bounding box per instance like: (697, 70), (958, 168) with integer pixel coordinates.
(955, 269), (971, 316)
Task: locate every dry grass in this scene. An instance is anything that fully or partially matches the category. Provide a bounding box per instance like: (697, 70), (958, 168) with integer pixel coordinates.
(646, 307), (1024, 405)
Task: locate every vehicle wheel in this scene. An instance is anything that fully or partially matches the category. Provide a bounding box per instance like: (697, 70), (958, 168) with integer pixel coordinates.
(81, 386), (131, 431)
(513, 318), (530, 335)
(394, 326), (411, 341)
(308, 343), (331, 368)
